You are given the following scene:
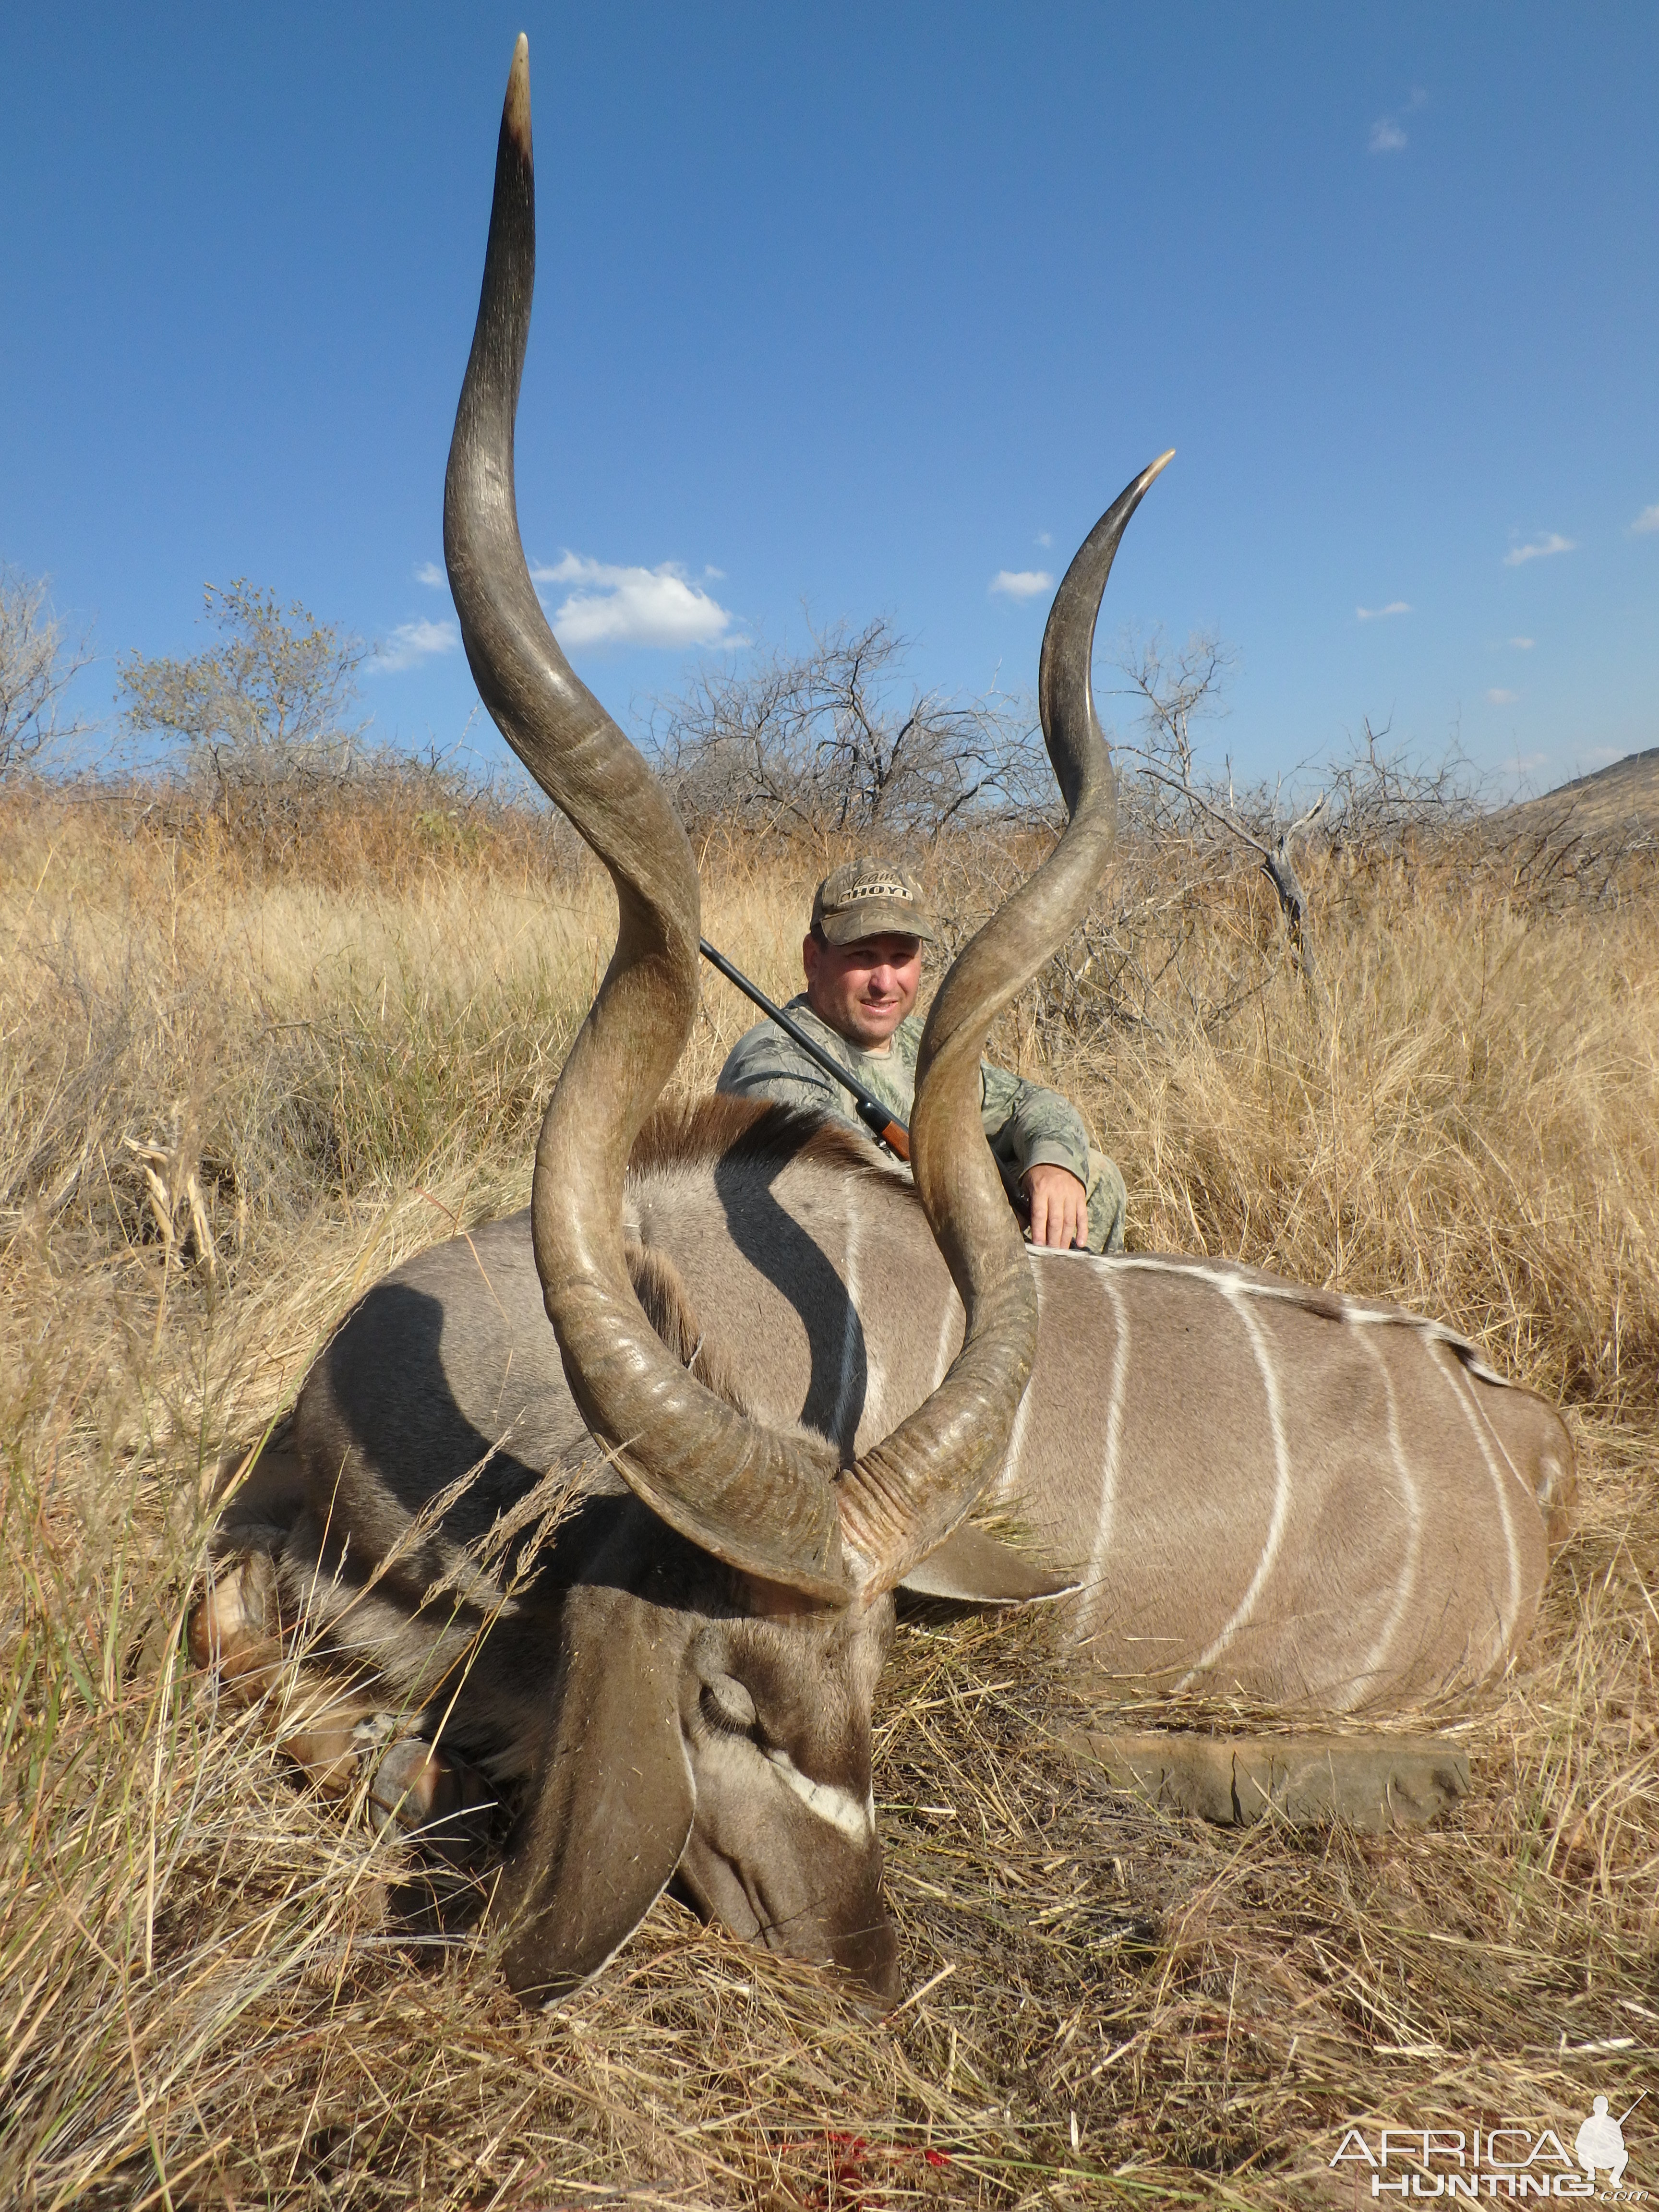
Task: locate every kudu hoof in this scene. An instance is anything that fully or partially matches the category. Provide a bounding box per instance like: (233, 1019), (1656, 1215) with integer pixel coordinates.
(1074, 1729), (1471, 1834)
(188, 1550), (284, 1695)
(369, 1738), (499, 1867)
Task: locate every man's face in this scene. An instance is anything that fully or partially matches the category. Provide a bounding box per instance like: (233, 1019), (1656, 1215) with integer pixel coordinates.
(802, 931), (923, 1048)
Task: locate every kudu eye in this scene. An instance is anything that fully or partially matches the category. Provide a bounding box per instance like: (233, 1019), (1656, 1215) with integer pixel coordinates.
(700, 1673), (759, 1736)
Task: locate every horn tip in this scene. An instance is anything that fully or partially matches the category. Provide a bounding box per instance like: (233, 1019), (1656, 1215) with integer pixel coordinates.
(504, 33), (530, 152)
(1145, 448), (1176, 485)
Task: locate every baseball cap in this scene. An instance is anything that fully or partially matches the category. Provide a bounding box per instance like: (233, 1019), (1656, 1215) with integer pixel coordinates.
(810, 856), (938, 946)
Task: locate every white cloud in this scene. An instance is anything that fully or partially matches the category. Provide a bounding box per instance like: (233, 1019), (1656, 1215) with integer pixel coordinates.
(989, 568), (1054, 601)
(529, 553), (735, 650)
(1503, 531), (1576, 567)
(373, 616), (460, 673)
(1487, 688), (1520, 706)
(1370, 88), (1425, 155)
(1035, 531), (1053, 548)
(1509, 636), (1535, 649)
(1632, 504), (1659, 535)
(1357, 600), (1410, 621)
(1585, 745), (1623, 765)
(415, 561), (445, 588)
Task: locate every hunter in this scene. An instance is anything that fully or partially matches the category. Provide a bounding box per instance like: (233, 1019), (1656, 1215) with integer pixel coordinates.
(716, 857), (1127, 1253)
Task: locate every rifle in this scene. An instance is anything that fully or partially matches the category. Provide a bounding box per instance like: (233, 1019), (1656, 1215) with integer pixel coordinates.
(698, 938), (911, 1162)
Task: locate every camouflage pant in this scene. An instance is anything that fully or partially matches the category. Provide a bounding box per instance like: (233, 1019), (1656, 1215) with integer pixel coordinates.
(1085, 1149), (1127, 1255)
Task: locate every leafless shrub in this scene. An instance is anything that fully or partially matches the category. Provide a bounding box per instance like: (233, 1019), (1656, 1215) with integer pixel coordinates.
(0, 564), (97, 778)
(1321, 718), (1483, 852)
(649, 615), (1049, 852)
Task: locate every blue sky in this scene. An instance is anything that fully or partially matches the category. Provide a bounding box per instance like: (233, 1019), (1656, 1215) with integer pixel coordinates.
(3, 4), (1655, 795)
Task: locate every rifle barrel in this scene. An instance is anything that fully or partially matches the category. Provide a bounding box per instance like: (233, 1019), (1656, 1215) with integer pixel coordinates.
(698, 938), (911, 1162)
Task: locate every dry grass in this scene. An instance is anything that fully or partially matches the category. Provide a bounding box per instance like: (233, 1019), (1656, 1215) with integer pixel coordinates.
(3, 780), (1656, 2208)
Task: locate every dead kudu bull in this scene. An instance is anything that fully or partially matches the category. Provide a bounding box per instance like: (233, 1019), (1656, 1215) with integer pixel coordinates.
(194, 39), (1572, 2005)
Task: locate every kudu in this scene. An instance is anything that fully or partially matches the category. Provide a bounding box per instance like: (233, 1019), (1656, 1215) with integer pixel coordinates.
(195, 38), (1574, 2002)
(195, 34), (1131, 2007)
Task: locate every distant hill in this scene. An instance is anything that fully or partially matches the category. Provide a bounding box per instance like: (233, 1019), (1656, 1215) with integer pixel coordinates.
(1507, 747), (1659, 838)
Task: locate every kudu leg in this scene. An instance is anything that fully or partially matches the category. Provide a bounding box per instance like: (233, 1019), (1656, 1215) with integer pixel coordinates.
(1071, 1729), (1471, 1834)
(368, 1737), (500, 1868)
(191, 1547), (504, 1865)
(188, 1548), (285, 1697)
(189, 1548), (400, 1797)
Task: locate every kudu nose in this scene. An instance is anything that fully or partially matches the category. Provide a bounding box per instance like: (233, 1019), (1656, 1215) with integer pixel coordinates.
(833, 1910), (902, 2011)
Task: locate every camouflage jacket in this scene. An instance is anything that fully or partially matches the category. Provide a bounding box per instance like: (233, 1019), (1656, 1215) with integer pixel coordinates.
(716, 997), (1093, 1196)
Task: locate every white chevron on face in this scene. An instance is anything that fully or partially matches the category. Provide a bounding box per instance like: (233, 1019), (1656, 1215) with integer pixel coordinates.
(763, 1746), (876, 1845)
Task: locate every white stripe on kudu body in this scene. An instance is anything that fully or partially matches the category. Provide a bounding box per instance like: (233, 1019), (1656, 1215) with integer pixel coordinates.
(1082, 1270), (1131, 1596)
(986, 1261), (1045, 1511)
(647, 1125), (1567, 1713)
(1348, 1322), (1425, 1696)
(1176, 1276), (1296, 1690)
(830, 1175), (864, 1443)
(1431, 1337), (1523, 1646)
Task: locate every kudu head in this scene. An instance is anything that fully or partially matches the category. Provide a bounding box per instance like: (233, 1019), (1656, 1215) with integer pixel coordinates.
(443, 35), (1170, 2006)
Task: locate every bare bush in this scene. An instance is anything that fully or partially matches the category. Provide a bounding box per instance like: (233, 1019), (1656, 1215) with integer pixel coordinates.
(649, 615), (1048, 849)
(1322, 718), (1482, 851)
(0, 564), (97, 778)
(1101, 625), (1331, 989)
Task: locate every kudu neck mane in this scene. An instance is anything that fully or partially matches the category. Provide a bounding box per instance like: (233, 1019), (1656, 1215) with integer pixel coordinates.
(628, 1093), (911, 1193)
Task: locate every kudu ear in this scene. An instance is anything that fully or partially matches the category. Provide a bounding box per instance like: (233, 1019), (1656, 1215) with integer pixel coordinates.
(899, 1522), (1077, 1607)
(496, 1589), (694, 2004)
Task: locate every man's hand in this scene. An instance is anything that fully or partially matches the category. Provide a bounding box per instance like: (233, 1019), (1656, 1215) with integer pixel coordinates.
(1020, 1164), (1090, 1250)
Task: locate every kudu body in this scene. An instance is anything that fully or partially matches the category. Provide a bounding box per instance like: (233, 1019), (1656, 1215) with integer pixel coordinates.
(197, 38), (1572, 2003)
(619, 1104), (1571, 1712)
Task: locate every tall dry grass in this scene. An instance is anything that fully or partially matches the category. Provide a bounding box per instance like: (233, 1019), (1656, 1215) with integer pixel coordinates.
(2, 779), (1656, 2208)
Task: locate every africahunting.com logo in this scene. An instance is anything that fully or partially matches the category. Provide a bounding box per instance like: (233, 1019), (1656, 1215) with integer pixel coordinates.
(1330, 2092), (1647, 2199)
